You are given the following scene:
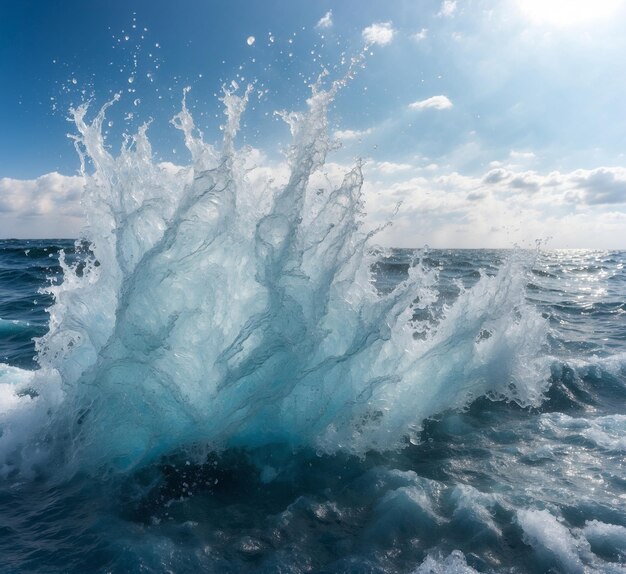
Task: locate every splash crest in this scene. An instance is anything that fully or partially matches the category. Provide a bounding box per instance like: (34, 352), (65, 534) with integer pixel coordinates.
(0, 77), (548, 476)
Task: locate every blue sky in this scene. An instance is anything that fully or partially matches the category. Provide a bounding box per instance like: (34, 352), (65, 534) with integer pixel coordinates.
(2, 0), (626, 246)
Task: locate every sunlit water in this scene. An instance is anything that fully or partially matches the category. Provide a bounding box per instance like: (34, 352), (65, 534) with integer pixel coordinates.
(0, 79), (625, 573)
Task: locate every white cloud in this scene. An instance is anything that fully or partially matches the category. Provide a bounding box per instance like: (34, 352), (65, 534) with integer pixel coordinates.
(362, 22), (395, 46)
(316, 10), (333, 29)
(437, 0), (457, 17)
(478, 166), (626, 206)
(412, 28), (429, 41)
(509, 173), (541, 192)
(333, 128), (373, 140)
(571, 167), (626, 204)
(409, 95), (454, 110)
(483, 168), (511, 184)
(0, 173), (85, 238)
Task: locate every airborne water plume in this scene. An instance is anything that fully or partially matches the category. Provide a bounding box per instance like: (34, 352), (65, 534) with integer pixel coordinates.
(0, 75), (548, 477)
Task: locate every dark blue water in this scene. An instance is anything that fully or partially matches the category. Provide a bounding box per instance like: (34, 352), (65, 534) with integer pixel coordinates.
(1, 241), (625, 573)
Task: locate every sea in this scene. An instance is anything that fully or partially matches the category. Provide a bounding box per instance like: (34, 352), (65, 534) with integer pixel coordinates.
(0, 79), (625, 574)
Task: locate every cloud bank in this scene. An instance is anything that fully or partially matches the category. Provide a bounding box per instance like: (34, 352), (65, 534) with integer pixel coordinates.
(361, 164), (626, 248)
(1, 164), (626, 248)
(0, 173), (84, 238)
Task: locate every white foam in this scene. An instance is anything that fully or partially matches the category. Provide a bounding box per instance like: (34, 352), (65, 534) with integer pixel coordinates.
(412, 550), (478, 574)
(583, 520), (626, 556)
(540, 412), (626, 452)
(517, 508), (586, 573)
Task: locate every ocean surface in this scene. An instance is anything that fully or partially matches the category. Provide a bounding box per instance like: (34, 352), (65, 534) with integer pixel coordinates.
(0, 240), (625, 573)
(1, 81), (626, 573)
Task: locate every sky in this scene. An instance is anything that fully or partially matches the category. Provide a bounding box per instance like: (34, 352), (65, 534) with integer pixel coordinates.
(1, 0), (626, 247)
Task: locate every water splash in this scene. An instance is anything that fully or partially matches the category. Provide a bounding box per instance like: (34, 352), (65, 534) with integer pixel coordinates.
(0, 75), (549, 477)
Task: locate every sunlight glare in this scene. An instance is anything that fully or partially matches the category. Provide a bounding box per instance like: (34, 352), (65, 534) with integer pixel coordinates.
(517, 0), (624, 27)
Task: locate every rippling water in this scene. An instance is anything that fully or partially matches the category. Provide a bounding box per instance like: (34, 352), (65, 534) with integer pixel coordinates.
(1, 241), (625, 573)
